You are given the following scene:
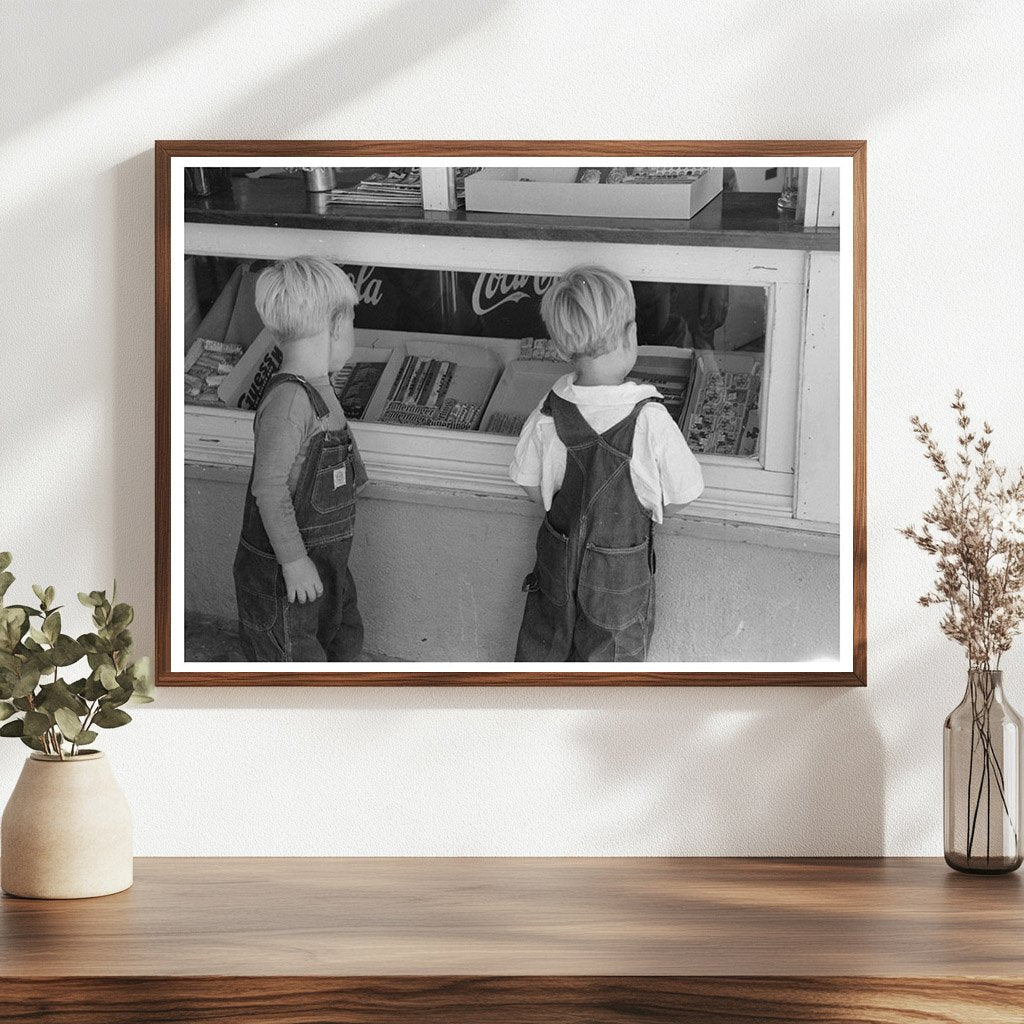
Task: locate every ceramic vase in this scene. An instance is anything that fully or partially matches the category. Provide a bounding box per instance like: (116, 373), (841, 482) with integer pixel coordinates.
(1, 751), (133, 898)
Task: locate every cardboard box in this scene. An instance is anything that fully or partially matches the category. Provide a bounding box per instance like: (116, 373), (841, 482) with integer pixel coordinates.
(628, 346), (695, 425)
(480, 359), (571, 436)
(363, 338), (504, 432)
(464, 167), (723, 220)
(681, 351), (763, 458)
(329, 347), (400, 420)
(217, 328), (281, 410)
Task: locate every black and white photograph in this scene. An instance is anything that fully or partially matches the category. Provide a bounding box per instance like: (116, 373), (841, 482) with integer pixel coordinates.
(161, 147), (862, 683)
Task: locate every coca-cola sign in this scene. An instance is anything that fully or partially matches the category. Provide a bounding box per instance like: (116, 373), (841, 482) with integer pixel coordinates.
(471, 273), (555, 317)
(346, 265), (384, 307)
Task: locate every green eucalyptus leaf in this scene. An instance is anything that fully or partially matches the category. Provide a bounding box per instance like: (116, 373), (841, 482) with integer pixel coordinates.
(9, 604), (43, 619)
(31, 584), (47, 608)
(0, 718), (25, 738)
(37, 679), (88, 717)
(82, 667), (107, 700)
(12, 697), (33, 712)
(19, 734), (45, 752)
(0, 700), (15, 721)
(128, 692), (154, 705)
(75, 730), (98, 746)
(42, 611), (60, 644)
(83, 675), (108, 701)
(98, 664), (118, 691)
(0, 572), (14, 601)
(44, 586), (55, 608)
(22, 710), (51, 738)
(11, 665), (41, 699)
(0, 553), (11, 573)
(50, 635), (85, 667)
(104, 685), (132, 709)
(0, 651), (18, 673)
(78, 592), (99, 608)
(110, 603), (133, 629)
(0, 607), (26, 651)
(53, 707), (85, 741)
(93, 705), (131, 729)
(28, 627), (49, 646)
(109, 627), (133, 653)
(129, 656), (154, 698)
(80, 635), (112, 655)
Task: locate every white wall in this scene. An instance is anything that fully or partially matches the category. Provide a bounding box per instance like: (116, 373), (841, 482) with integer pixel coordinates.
(2, 0), (1022, 856)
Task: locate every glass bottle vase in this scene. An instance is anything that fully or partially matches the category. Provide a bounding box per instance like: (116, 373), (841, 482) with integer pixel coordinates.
(944, 669), (1023, 873)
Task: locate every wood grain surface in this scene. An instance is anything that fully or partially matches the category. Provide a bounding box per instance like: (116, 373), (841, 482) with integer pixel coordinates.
(155, 139), (867, 688)
(1, 976), (1023, 1024)
(2, 857), (1022, 1022)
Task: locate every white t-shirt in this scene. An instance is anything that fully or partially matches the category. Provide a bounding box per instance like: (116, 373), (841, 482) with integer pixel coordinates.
(508, 374), (704, 524)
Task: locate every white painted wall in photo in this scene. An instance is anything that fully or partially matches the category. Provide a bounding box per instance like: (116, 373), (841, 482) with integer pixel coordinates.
(0, 0), (1022, 855)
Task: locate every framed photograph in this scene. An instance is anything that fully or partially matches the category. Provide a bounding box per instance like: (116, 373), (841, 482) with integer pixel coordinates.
(156, 141), (865, 686)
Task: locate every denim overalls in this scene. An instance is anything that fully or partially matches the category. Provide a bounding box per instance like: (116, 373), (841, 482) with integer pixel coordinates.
(515, 391), (658, 662)
(233, 373), (365, 662)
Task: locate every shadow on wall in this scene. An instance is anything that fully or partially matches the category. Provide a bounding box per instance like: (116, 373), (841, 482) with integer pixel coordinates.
(3, 0), (506, 142)
(571, 686), (885, 855)
(723, 1), (975, 130)
(141, 681), (885, 856)
(204, 0), (507, 137)
(1, 1), (246, 138)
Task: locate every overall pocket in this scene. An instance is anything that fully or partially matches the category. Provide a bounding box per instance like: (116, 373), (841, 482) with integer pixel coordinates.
(232, 538), (281, 631)
(534, 517), (569, 607)
(577, 540), (652, 630)
(311, 450), (356, 514)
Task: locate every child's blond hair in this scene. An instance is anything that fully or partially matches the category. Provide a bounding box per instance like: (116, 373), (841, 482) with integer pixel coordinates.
(254, 257), (359, 344)
(540, 265), (636, 361)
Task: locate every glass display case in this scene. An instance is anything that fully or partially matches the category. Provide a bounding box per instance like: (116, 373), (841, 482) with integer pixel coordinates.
(187, 257), (766, 446)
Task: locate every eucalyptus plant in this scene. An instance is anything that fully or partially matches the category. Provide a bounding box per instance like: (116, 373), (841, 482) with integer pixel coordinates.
(0, 552), (153, 759)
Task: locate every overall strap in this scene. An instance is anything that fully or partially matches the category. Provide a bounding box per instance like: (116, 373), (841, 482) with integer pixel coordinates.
(543, 391), (599, 448)
(597, 396), (663, 455)
(544, 391), (663, 455)
(260, 372), (332, 421)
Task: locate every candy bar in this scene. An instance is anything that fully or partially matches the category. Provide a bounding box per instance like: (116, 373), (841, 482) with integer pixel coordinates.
(202, 338), (244, 356)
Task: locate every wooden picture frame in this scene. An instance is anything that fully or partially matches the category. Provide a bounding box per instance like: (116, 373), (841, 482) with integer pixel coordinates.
(156, 141), (865, 686)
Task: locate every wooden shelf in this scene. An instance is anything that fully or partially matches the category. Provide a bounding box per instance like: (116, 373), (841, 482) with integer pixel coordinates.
(2, 857), (1022, 1021)
(185, 178), (840, 252)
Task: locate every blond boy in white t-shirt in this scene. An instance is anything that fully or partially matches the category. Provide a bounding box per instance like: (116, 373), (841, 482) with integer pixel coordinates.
(510, 265), (704, 662)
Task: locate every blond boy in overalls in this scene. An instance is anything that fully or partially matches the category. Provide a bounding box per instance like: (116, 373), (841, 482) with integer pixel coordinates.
(233, 257), (367, 662)
(510, 266), (704, 662)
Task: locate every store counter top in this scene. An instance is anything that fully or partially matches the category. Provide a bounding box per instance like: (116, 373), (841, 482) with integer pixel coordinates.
(0, 857), (1019, 1022)
(185, 178), (840, 251)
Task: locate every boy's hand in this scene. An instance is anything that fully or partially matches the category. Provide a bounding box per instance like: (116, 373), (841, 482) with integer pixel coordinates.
(282, 556), (323, 604)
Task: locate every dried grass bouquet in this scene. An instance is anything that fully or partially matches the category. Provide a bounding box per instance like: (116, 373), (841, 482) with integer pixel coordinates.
(902, 391), (1024, 670)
